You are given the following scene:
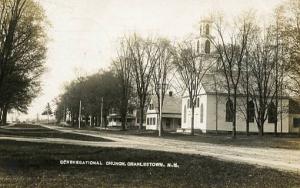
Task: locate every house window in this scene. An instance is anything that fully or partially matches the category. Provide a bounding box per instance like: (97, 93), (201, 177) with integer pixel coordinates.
(226, 99), (233, 122)
(293, 118), (300, 127)
(187, 99), (190, 109)
(197, 98), (200, 108)
(200, 103), (204, 123)
(197, 40), (200, 53)
(247, 101), (255, 123)
(184, 105), (187, 123)
(205, 40), (210, 54)
(147, 118), (149, 125)
(153, 118), (156, 125)
(205, 24), (210, 35)
(268, 102), (277, 123)
(166, 118), (171, 129)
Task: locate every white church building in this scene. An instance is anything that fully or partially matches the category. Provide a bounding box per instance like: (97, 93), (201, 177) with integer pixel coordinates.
(180, 74), (290, 133)
(179, 18), (292, 134)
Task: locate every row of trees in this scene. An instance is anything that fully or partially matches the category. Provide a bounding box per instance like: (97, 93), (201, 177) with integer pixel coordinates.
(0, 0), (47, 125)
(55, 0), (299, 137)
(55, 71), (123, 127)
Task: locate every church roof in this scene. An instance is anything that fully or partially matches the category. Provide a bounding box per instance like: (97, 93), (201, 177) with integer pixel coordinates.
(201, 73), (234, 94)
(200, 72), (289, 98)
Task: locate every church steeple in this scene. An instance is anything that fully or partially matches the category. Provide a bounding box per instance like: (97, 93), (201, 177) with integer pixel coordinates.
(196, 18), (214, 55)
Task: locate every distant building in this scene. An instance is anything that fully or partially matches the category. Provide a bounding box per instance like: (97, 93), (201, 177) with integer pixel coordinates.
(107, 108), (137, 128)
(146, 91), (181, 130)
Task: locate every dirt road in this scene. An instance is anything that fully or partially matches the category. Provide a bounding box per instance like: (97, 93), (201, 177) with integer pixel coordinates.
(1, 124), (300, 173)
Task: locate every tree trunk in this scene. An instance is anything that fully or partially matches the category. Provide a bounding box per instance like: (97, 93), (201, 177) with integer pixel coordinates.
(258, 124), (263, 136)
(232, 92), (237, 138)
(215, 93), (218, 134)
(258, 113), (264, 136)
(246, 106), (250, 136)
(246, 59), (250, 136)
(191, 106), (195, 136)
(1, 106), (7, 126)
(274, 121), (278, 136)
(120, 99), (128, 131)
(139, 103), (144, 130)
(246, 94), (249, 136)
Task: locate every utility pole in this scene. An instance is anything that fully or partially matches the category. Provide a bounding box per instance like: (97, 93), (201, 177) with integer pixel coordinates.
(101, 97), (103, 128)
(79, 100), (82, 129)
(158, 83), (163, 137)
(158, 59), (163, 137)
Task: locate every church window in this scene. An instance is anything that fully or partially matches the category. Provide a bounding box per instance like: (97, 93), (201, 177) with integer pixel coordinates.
(226, 99), (233, 122)
(268, 102), (277, 123)
(200, 103), (204, 123)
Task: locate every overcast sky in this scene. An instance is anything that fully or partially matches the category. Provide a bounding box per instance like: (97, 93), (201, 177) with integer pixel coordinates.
(15, 0), (283, 120)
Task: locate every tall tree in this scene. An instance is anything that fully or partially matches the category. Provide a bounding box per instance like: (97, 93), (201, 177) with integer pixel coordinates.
(112, 38), (133, 131)
(151, 38), (174, 136)
(0, 0), (47, 125)
(248, 28), (278, 136)
(173, 39), (214, 136)
(210, 14), (254, 138)
(278, 0), (300, 95)
(126, 34), (158, 130)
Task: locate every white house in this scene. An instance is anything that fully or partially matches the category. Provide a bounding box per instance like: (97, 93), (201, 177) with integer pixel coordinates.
(146, 91), (181, 130)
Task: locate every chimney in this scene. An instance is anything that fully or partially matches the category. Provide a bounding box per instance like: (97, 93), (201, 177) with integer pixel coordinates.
(169, 91), (173, 97)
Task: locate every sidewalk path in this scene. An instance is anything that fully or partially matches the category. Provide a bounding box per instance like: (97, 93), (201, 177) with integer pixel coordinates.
(1, 124), (300, 173)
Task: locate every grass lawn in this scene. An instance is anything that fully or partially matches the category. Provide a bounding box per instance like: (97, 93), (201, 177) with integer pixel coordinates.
(0, 124), (111, 142)
(0, 140), (299, 188)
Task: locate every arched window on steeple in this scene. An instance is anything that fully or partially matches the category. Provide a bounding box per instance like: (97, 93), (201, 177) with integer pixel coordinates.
(205, 40), (210, 54)
(205, 24), (210, 35)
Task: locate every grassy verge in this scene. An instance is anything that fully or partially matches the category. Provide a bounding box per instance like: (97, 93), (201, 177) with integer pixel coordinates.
(0, 124), (111, 142)
(0, 140), (299, 188)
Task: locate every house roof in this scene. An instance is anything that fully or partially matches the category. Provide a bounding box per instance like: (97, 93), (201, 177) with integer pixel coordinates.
(149, 94), (181, 114)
